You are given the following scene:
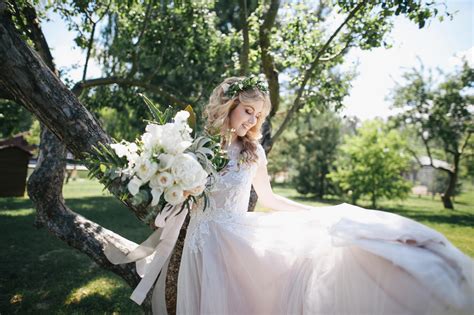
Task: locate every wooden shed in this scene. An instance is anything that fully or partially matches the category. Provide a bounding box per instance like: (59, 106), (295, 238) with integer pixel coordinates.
(0, 135), (35, 197)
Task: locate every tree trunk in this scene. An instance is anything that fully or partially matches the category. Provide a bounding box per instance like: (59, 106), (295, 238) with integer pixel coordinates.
(441, 155), (459, 210)
(238, 0), (249, 76)
(0, 4), (184, 313)
(28, 125), (147, 304)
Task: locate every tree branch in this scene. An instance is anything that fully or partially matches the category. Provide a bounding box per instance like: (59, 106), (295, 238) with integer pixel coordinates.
(271, 0), (366, 144)
(259, 0), (281, 119)
(82, 1), (111, 81)
(82, 21), (96, 81)
(239, 0), (249, 76)
(21, 3), (58, 74)
(72, 76), (190, 107)
(320, 35), (353, 62)
(129, 0), (154, 78)
(460, 131), (472, 155)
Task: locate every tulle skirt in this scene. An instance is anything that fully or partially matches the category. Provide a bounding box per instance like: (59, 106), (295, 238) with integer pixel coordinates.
(177, 203), (474, 315)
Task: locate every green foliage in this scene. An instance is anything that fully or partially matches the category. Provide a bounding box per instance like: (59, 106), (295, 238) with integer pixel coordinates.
(392, 60), (473, 158)
(24, 119), (41, 146)
(0, 100), (33, 139)
(291, 110), (341, 198)
(329, 120), (412, 208)
(391, 59), (473, 207)
(224, 74), (269, 98)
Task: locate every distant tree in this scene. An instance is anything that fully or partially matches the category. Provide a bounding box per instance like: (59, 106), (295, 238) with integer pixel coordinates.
(428, 169), (463, 199)
(329, 120), (412, 208)
(291, 110), (341, 198)
(391, 60), (473, 209)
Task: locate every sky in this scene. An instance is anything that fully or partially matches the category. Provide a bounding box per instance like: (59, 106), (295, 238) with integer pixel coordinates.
(42, 1), (473, 121)
(340, 0), (473, 120)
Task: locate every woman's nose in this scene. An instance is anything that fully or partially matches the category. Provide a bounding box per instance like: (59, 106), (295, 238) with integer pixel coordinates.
(248, 115), (257, 124)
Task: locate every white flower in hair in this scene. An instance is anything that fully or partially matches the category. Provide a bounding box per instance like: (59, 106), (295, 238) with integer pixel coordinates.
(221, 83), (230, 94)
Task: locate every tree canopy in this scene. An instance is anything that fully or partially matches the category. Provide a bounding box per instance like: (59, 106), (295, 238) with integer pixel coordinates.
(391, 60), (473, 209)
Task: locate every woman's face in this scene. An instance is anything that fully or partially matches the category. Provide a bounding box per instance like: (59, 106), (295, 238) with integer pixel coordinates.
(228, 100), (264, 138)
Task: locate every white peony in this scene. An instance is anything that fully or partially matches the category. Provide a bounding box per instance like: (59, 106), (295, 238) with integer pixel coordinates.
(127, 176), (143, 196)
(149, 171), (174, 188)
(157, 153), (175, 171)
(150, 187), (164, 206)
(171, 153), (208, 190)
(164, 186), (186, 205)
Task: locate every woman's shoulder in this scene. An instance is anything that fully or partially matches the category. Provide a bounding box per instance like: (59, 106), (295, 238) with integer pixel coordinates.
(255, 141), (268, 166)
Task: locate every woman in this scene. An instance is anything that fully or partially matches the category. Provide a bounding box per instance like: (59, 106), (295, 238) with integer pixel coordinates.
(177, 75), (473, 314)
(107, 75), (473, 315)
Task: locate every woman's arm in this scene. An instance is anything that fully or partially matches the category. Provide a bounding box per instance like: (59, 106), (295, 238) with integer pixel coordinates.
(252, 155), (312, 212)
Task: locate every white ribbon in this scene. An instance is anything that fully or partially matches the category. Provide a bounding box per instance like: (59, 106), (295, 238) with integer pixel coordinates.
(104, 203), (188, 314)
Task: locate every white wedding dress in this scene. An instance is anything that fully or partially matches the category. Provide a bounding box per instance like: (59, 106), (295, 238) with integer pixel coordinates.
(105, 143), (474, 315)
(176, 144), (473, 315)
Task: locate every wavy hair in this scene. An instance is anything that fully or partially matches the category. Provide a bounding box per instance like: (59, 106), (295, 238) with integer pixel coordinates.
(204, 76), (271, 163)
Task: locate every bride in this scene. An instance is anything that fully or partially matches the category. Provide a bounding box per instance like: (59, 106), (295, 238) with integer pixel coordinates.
(106, 75), (474, 315)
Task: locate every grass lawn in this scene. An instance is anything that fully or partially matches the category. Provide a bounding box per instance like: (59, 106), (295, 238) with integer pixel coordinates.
(0, 178), (147, 314)
(1, 178), (473, 314)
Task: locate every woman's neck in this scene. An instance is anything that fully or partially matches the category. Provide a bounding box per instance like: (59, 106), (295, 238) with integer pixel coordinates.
(223, 137), (241, 151)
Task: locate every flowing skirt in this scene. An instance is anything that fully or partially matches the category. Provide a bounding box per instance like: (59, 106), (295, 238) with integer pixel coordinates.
(177, 203), (474, 315)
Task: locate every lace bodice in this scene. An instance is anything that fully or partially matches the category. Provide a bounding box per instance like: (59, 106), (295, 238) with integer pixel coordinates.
(185, 143), (267, 252)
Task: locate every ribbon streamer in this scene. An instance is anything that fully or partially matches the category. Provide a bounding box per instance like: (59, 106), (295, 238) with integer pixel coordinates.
(104, 203), (188, 314)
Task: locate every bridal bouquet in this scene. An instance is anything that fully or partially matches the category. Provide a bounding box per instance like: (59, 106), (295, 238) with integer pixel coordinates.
(84, 95), (227, 225)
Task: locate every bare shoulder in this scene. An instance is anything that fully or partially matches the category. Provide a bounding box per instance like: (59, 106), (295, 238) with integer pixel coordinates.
(255, 142), (268, 166)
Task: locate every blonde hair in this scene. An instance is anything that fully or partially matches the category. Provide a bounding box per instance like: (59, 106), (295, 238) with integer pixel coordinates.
(204, 76), (271, 163)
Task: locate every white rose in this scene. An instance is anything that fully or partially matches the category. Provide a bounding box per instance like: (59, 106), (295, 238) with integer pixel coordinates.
(164, 186), (186, 205)
(150, 187), (163, 206)
(127, 176), (142, 196)
(149, 171), (174, 188)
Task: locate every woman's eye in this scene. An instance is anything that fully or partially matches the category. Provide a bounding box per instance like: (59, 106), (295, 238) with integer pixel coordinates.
(246, 110), (253, 115)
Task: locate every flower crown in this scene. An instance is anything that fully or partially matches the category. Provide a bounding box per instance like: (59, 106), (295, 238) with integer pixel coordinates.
(222, 74), (269, 99)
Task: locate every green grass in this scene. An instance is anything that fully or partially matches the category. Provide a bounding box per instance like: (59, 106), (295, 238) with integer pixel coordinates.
(0, 178), (148, 314)
(1, 178), (473, 313)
